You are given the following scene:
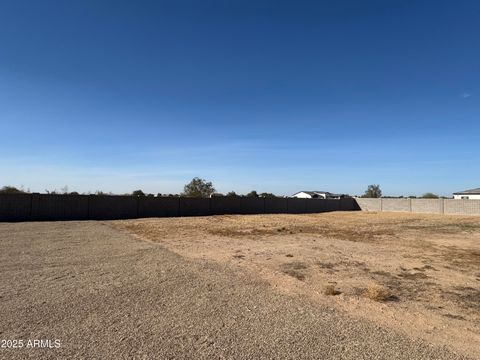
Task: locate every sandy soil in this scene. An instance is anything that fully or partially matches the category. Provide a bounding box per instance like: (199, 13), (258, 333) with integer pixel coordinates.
(1, 221), (469, 359)
(115, 211), (480, 359)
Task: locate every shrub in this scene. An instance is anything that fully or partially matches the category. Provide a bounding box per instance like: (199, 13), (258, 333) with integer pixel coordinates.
(364, 283), (391, 301)
(324, 285), (341, 296)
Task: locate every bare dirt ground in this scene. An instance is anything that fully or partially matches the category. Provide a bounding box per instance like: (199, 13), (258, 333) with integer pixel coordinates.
(115, 211), (480, 359)
(0, 214), (478, 360)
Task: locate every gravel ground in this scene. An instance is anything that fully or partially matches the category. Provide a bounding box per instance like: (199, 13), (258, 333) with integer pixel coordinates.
(114, 212), (480, 357)
(0, 221), (471, 359)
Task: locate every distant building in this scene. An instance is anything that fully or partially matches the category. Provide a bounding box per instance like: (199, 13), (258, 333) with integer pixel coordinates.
(453, 188), (480, 200)
(291, 191), (346, 199)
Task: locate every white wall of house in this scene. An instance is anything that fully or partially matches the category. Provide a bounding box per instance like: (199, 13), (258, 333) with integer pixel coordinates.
(292, 192), (311, 198)
(453, 194), (480, 200)
(292, 192), (327, 199)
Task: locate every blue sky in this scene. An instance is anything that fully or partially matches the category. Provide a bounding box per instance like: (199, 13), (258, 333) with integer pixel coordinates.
(1, 0), (479, 196)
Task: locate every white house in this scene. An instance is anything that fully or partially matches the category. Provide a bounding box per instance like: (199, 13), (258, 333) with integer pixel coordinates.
(453, 188), (480, 200)
(291, 191), (345, 199)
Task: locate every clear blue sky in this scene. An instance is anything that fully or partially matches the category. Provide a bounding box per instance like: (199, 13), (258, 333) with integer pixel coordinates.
(1, 0), (479, 196)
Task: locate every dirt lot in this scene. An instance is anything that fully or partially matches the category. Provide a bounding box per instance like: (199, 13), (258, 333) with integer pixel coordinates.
(0, 213), (477, 359)
(115, 211), (480, 359)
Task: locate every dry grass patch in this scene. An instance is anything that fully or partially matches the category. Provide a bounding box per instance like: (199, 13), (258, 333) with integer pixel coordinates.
(280, 261), (308, 281)
(114, 212), (480, 358)
(445, 286), (480, 311)
(364, 283), (392, 302)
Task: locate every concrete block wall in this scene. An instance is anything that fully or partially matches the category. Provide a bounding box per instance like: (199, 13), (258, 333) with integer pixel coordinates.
(381, 198), (411, 212)
(210, 197), (242, 215)
(0, 194), (32, 221)
(239, 197), (265, 214)
(0, 194), (358, 222)
(355, 198), (480, 216)
(31, 194), (89, 221)
(178, 198), (211, 216)
(411, 199), (443, 214)
(265, 198), (288, 214)
(340, 198), (360, 211)
(286, 198), (307, 214)
(89, 195), (138, 220)
(354, 198), (382, 212)
(4, 195), (480, 221)
(138, 197), (180, 217)
(444, 199), (480, 215)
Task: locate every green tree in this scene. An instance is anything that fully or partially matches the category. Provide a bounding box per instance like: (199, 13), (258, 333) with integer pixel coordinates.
(226, 191), (238, 197)
(132, 189), (146, 197)
(246, 190), (259, 198)
(182, 177), (216, 198)
(0, 186), (24, 194)
(362, 184), (382, 198)
(259, 192), (276, 198)
(422, 192), (439, 199)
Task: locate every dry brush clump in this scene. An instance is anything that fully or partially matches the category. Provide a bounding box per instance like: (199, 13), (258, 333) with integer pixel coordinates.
(323, 285), (341, 296)
(364, 283), (392, 302)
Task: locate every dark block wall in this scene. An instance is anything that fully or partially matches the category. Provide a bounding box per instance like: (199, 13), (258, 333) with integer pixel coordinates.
(265, 198), (288, 214)
(210, 197), (242, 215)
(88, 195), (138, 220)
(287, 198), (307, 213)
(0, 194), (32, 221)
(239, 197), (265, 214)
(0, 194), (358, 222)
(324, 199), (341, 212)
(179, 198), (211, 216)
(31, 194), (89, 221)
(138, 197), (180, 218)
(305, 199), (327, 213)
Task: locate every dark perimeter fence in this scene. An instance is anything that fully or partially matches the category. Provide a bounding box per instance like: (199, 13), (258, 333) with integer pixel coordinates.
(0, 194), (359, 222)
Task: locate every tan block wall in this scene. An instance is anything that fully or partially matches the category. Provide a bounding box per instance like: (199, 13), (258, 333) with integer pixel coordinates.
(356, 198), (480, 216)
(444, 199), (480, 215)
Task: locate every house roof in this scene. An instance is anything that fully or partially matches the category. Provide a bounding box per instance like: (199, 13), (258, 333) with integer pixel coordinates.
(291, 191), (346, 197)
(292, 191), (332, 196)
(453, 188), (480, 195)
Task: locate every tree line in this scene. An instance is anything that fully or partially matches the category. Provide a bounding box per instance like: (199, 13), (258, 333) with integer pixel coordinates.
(0, 180), (446, 199)
(361, 184), (443, 199)
(0, 178), (277, 198)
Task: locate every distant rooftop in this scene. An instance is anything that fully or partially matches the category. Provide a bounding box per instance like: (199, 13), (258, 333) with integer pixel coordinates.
(294, 191), (332, 196)
(292, 191), (345, 197)
(453, 188), (480, 195)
